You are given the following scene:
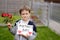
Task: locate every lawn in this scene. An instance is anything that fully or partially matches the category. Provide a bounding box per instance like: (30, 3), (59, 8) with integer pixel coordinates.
(0, 26), (60, 40)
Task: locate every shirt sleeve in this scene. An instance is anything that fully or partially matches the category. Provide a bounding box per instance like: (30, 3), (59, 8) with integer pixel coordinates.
(9, 19), (20, 35)
(28, 21), (37, 40)
(28, 31), (37, 40)
(33, 23), (37, 32)
(9, 23), (17, 35)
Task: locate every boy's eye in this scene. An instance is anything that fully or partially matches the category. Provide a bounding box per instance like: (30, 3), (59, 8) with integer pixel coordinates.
(26, 13), (28, 15)
(22, 13), (25, 15)
(22, 13), (28, 15)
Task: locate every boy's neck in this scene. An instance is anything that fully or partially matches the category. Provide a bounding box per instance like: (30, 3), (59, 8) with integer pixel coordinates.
(22, 19), (30, 22)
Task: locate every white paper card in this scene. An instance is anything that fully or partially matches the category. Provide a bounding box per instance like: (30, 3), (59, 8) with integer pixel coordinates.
(17, 24), (33, 36)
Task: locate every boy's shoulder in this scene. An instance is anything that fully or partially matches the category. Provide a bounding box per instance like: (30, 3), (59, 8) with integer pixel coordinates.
(14, 19), (21, 26)
(28, 20), (35, 25)
(15, 19), (21, 24)
(16, 19), (21, 23)
(15, 19), (35, 25)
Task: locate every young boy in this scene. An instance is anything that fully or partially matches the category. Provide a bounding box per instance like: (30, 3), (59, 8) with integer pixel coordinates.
(7, 6), (37, 40)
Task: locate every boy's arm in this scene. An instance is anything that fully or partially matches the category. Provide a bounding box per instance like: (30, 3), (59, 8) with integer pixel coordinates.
(9, 23), (17, 35)
(8, 20), (20, 35)
(28, 31), (37, 40)
(28, 22), (37, 40)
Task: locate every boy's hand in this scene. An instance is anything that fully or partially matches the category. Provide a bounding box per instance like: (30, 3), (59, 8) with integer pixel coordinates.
(7, 22), (12, 29)
(22, 34), (29, 38)
(19, 34), (29, 38)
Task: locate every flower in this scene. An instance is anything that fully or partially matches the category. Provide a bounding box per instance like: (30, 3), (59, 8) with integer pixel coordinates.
(2, 13), (8, 17)
(29, 32), (32, 35)
(1, 12), (13, 23)
(8, 13), (12, 19)
(2, 13), (12, 19)
(18, 30), (22, 33)
(31, 16), (38, 20)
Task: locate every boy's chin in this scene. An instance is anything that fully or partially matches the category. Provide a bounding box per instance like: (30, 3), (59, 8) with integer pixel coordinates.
(23, 19), (28, 21)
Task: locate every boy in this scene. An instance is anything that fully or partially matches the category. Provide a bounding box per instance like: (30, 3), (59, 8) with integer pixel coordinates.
(7, 6), (37, 40)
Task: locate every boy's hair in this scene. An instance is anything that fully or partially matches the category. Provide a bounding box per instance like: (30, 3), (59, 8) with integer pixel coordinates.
(19, 6), (31, 14)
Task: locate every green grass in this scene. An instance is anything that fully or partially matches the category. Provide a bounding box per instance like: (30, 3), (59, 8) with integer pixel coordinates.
(35, 27), (60, 40)
(0, 26), (60, 40)
(0, 27), (14, 40)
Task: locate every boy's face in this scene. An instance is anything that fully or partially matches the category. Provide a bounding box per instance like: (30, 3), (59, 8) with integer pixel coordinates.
(21, 10), (30, 21)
